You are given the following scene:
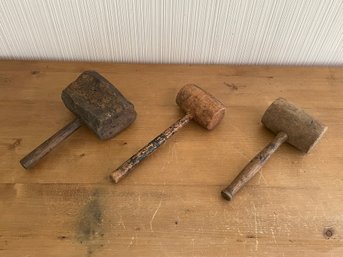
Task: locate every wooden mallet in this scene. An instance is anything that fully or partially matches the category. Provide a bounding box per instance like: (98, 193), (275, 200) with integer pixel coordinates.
(111, 84), (226, 183)
(221, 98), (327, 201)
(20, 71), (136, 169)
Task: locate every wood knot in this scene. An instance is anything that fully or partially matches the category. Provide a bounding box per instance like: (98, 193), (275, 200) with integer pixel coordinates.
(323, 227), (334, 239)
(8, 138), (22, 150)
(223, 82), (238, 91)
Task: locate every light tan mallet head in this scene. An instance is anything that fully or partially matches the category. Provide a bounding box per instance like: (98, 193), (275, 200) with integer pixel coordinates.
(262, 97), (327, 153)
(221, 97), (327, 201)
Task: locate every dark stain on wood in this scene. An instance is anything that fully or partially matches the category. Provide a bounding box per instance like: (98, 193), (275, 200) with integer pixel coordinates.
(77, 190), (105, 256)
(0, 75), (10, 83)
(31, 70), (40, 75)
(79, 153), (86, 157)
(8, 138), (22, 150)
(223, 82), (238, 91)
(78, 199), (102, 242)
(184, 208), (194, 214)
(327, 74), (336, 81)
(246, 234), (256, 239)
(57, 235), (68, 240)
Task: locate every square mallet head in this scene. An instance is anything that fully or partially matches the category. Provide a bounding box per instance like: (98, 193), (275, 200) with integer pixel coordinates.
(62, 71), (136, 140)
(20, 71), (136, 169)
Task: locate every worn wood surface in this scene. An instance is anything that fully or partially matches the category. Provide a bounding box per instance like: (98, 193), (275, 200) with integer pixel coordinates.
(0, 60), (342, 257)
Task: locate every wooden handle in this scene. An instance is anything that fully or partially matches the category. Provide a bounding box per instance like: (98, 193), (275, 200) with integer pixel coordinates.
(20, 118), (82, 169)
(111, 113), (193, 183)
(221, 132), (288, 201)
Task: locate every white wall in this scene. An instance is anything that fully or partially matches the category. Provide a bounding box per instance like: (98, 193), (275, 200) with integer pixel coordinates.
(0, 0), (342, 65)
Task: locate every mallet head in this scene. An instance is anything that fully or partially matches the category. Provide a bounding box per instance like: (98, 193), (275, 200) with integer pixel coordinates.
(61, 71), (136, 140)
(176, 84), (226, 130)
(262, 98), (327, 153)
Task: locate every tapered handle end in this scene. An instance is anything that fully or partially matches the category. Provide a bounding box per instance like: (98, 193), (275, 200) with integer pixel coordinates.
(111, 170), (124, 183)
(20, 157), (32, 169)
(221, 190), (233, 201)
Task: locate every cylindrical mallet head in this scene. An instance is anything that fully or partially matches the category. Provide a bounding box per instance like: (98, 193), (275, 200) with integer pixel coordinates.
(262, 98), (328, 153)
(221, 97), (327, 201)
(176, 84), (226, 130)
(111, 84), (226, 183)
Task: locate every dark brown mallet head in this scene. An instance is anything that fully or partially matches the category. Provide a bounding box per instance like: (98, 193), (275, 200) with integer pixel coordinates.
(176, 84), (226, 130)
(20, 71), (136, 169)
(221, 97), (327, 201)
(261, 97), (327, 153)
(111, 84), (226, 183)
(62, 71), (136, 140)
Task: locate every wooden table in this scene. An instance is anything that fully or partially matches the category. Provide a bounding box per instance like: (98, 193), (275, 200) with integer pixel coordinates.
(0, 61), (342, 257)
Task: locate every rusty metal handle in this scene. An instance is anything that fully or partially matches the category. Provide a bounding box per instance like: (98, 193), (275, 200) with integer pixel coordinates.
(111, 113), (193, 183)
(20, 118), (82, 169)
(221, 132), (288, 201)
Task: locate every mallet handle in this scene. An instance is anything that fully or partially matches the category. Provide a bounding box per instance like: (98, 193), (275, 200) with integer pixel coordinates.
(111, 113), (193, 183)
(221, 132), (288, 201)
(20, 118), (82, 169)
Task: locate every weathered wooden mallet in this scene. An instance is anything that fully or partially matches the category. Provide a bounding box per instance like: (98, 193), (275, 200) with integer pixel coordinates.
(221, 98), (327, 201)
(111, 84), (226, 183)
(20, 71), (136, 169)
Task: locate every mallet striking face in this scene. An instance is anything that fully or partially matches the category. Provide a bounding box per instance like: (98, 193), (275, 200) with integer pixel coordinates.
(221, 98), (327, 201)
(111, 84), (226, 183)
(20, 71), (136, 169)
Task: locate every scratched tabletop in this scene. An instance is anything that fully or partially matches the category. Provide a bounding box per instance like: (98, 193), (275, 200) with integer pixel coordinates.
(0, 61), (342, 257)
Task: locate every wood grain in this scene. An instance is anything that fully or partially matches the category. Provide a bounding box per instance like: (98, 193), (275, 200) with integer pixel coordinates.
(0, 60), (343, 257)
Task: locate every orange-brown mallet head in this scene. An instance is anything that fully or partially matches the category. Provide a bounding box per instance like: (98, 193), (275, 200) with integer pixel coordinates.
(176, 84), (226, 130)
(111, 84), (226, 183)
